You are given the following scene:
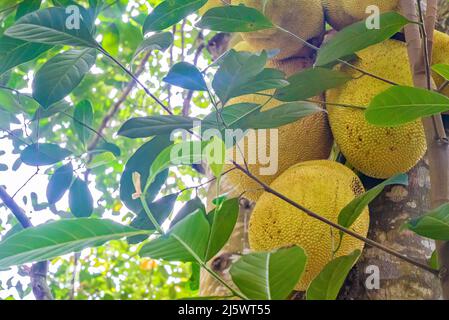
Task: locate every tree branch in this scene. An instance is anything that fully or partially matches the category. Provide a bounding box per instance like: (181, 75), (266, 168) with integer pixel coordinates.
(0, 186), (53, 300)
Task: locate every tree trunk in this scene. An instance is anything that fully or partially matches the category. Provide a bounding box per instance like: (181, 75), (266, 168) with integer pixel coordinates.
(339, 160), (441, 300)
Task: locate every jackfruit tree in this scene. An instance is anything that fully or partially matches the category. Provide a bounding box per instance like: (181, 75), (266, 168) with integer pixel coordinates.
(1, 0), (449, 303)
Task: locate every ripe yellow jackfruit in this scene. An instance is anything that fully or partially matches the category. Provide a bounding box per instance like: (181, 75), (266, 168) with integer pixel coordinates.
(233, 0), (325, 59)
(432, 31), (449, 95)
(327, 39), (427, 178)
(249, 160), (369, 291)
(322, 0), (399, 30)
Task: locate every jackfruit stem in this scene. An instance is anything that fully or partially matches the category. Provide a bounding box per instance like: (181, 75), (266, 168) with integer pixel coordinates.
(232, 160), (440, 276)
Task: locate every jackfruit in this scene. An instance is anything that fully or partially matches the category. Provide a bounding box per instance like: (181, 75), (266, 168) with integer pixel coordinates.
(322, 0), (399, 30)
(249, 160), (369, 291)
(233, 0), (325, 59)
(327, 39), (427, 178)
(432, 31), (449, 96)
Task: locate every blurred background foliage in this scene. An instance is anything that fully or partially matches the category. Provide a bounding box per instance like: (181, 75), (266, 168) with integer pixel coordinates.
(0, 0), (217, 299)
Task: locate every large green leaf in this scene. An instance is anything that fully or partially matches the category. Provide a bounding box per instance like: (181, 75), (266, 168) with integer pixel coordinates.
(405, 203), (449, 240)
(46, 162), (73, 204)
(241, 101), (322, 129)
(275, 68), (351, 102)
(212, 50), (267, 104)
(306, 250), (361, 300)
(73, 100), (94, 146)
(0, 218), (148, 269)
(32, 48), (97, 108)
(205, 198), (239, 261)
(316, 12), (409, 66)
(118, 115), (201, 139)
(365, 86), (449, 126)
(230, 246), (307, 300)
(224, 68), (288, 100)
(140, 210), (210, 262)
(0, 36), (51, 76)
(20, 143), (72, 166)
(5, 7), (97, 47)
(196, 5), (273, 32)
(163, 62), (208, 91)
(69, 177), (93, 218)
(143, 0), (207, 34)
(119, 136), (172, 214)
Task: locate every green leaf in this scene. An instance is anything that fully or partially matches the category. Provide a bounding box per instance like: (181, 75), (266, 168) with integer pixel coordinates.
(69, 177), (93, 218)
(73, 100), (94, 146)
(432, 64), (449, 81)
(102, 23), (119, 56)
(339, 174), (408, 230)
(365, 86), (449, 126)
(46, 162), (73, 204)
(212, 50), (267, 104)
(128, 193), (178, 244)
(242, 101), (322, 129)
(275, 68), (352, 102)
(205, 198), (239, 261)
(0, 36), (51, 76)
(230, 246), (307, 300)
(306, 250), (361, 300)
(146, 141), (207, 191)
(133, 32), (173, 61)
(405, 203), (449, 240)
(140, 210), (210, 262)
(20, 143), (72, 166)
(163, 62), (208, 91)
(143, 0), (207, 34)
(87, 152), (115, 169)
(91, 142), (121, 157)
(5, 7), (98, 47)
(32, 101), (71, 120)
(32, 48), (97, 108)
(15, 0), (42, 20)
(119, 136), (172, 214)
(316, 12), (409, 66)
(0, 218), (148, 269)
(169, 196), (205, 229)
(226, 68), (288, 99)
(118, 115), (200, 139)
(196, 5), (273, 32)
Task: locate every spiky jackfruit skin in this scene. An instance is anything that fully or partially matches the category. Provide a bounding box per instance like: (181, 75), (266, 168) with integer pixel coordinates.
(327, 40), (427, 178)
(322, 0), (399, 30)
(432, 31), (449, 96)
(233, 0), (325, 59)
(249, 160), (369, 291)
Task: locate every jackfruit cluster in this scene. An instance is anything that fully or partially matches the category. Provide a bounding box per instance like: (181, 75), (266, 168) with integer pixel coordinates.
(249, 160), (369, 291)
